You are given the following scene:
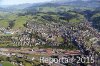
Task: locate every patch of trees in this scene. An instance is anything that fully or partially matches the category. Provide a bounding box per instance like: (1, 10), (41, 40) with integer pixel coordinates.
(41, 15), (53, 21)
(79, 10), (100, 21)
(92, 16), (100, 31)
(58, 12), (78, 22)
(82, 10), (100, 31)
(8, 20), (15, 29)
(72, 9), (100, 31)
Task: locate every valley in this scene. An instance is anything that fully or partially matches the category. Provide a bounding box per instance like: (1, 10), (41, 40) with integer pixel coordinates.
(0, 0), (100, 66)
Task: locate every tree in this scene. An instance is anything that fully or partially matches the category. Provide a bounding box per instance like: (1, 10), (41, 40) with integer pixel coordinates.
(8, 20), (15, 29)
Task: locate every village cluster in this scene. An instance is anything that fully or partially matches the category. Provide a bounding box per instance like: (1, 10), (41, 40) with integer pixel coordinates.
(0, 20), (100, 66)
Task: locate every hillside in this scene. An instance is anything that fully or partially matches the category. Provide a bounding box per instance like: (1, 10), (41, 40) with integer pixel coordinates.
(0, 11), (85, 29)
(24, 0), (100, 13)
(92, 13), (100, 31)
(0, 0), (99, 31)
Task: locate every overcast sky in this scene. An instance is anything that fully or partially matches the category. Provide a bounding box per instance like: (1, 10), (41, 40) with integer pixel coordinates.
(0, 0), (95, 5)
(0, 0), (52, 5)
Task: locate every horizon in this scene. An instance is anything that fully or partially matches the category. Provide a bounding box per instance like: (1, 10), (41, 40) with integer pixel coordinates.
(0, 0), (93, 6)
(0, 0), (52, 6)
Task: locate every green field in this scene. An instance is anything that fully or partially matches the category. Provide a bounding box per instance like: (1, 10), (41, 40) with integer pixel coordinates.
(0, 61), (14, 66)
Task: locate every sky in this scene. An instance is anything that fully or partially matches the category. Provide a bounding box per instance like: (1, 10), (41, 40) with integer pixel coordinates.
(0, 0), (52, 5)
(0, 0), (96, 5)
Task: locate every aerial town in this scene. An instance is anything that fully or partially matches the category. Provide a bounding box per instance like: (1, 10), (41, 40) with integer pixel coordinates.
(0, 0), (100, 66)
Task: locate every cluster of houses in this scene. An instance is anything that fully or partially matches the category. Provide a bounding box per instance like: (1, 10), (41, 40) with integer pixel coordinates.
(0, 20), (99, 55)
(11, 21), (99, 52)
(0, 20), (99, 66)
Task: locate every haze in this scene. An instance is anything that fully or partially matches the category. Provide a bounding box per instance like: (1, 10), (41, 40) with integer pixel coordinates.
(0, 0), (52, 5)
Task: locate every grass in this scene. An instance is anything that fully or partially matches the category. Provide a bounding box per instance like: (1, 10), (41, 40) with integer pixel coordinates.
(69, 18), (80, 23)
(56, 36), (64, 43)
(24, 62), (32, 66)
(0, 34), (13, 36)
(0, 11), (85, 30)
(13, 16), (28, 29)
(0, 19), (9, 28)
(92, 13), (100, 18)
(0, 12), (33, 29)
(0, 61), (14, 66)
(0, 43), (17, 48)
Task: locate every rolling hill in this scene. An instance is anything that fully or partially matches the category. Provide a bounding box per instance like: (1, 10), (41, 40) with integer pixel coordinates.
(0, 0), (99, 31)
